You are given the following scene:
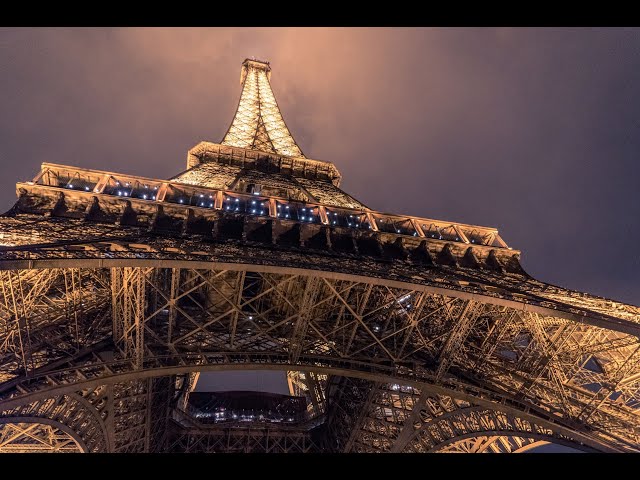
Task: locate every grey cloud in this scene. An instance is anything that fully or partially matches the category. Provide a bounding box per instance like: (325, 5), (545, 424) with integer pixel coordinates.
(1, 27), (638, 304)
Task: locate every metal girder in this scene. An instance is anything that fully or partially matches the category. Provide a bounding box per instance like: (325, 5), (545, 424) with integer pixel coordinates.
(321, 376), (380, 452)
(167, 424), (318, 453)
(2, 255), (637, 339)
(289, 277), (323, 363)
(0, 265), (638, 453)
(434, 435), (541, 453)
(111, 267), (148, 368)
(436, 300), (483, 379)
(0, 421), (82, 453)
(2, 58), (638, 454)
(348, 385), (603, 453)
(389, 391), (430, 452)
(0, 268), (111, 382)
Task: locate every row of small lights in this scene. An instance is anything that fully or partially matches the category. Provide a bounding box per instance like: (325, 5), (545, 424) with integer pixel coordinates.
(194, 410), (295, 423)
(277, 204), (319, 221)
(61, 179), (493, 245)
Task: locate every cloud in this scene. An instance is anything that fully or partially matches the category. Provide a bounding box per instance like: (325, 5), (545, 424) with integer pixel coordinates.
(1, 27), (638, 304)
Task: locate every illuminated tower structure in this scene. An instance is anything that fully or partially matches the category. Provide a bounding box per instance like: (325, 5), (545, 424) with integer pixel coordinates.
(0, 59), (638, 453)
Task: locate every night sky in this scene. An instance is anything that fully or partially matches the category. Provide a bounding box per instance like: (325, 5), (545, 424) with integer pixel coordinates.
(1, 27), (639, 307)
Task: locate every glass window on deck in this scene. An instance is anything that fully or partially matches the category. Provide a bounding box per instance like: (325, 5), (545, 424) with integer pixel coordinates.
(420, 223), (460, 241)
(325, 208), (371, 230)
(462, 228), (500, 246)
(103, 177), (163, 201)
(48, 170), (100, 192)
(374, 215), (418, 236)
(223, 195), (269, 217)
(165, 186), (216, 208)
(275, 201), (321, 223)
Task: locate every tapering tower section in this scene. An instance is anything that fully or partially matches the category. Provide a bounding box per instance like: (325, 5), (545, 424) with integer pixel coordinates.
(221, 59), (304, 158)
(171, 59), (364, 211)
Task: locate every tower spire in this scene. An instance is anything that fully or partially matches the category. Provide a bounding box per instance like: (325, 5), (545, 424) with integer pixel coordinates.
(221, 59), (305, 158)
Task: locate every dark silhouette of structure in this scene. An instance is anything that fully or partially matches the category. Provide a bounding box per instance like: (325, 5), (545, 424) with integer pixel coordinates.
(0, 59), (638, 453)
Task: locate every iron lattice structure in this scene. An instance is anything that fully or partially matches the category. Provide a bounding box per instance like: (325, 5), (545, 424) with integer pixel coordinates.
(0, 58), (638, 453)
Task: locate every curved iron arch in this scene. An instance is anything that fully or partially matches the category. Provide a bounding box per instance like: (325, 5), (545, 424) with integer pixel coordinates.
(0, 418), (86, 452)
(4, 258), (636, 336)
(0, 400), (102, 453)
(427, 431), (598, 453)
(0, 361), (623, 453)
(0, 262), (638, 452)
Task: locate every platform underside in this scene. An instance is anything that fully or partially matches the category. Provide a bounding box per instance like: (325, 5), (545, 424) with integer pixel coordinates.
(0, 213), (638, 453)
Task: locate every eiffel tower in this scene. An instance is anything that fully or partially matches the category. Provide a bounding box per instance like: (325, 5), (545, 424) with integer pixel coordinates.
(0, 58), (638, 454)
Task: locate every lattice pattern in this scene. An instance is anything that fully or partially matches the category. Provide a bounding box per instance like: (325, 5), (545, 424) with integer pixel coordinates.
(167, 423), (317, 453)
(0, 422), (82, 453)
(221, 60), (304, 158)
(0, 58), (638, 454)
(0, 266), (637, 452)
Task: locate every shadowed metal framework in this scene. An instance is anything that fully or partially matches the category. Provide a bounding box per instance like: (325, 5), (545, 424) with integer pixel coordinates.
(0, 58), (638, 453)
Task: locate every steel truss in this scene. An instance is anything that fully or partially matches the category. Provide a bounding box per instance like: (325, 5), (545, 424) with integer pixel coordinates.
(0, 58), (638, 453)
(0, 264), (638, 452)
(221, 59), (304, 158)
(0, 421), (83, 453)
